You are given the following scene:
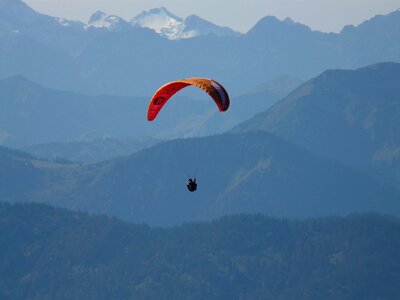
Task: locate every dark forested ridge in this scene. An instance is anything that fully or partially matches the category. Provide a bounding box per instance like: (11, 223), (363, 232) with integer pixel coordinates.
(1, 202), (399, 300)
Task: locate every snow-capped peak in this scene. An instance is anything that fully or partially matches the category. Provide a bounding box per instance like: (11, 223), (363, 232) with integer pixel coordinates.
(88, 11), (107, 26)
(86, 11), (129, 30)
(130, 7), (239, 40)
(131, 7), (182, 33)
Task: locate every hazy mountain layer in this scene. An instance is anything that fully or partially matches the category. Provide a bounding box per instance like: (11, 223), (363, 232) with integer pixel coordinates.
(0, 76), (279, 147)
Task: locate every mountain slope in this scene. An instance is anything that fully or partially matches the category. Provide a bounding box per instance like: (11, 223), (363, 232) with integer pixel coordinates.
(233, 62), (400, 189)
(1, 202), (400, 299)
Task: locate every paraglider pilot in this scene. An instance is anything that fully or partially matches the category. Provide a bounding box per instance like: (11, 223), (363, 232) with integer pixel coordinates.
(187, 178), (197, 192)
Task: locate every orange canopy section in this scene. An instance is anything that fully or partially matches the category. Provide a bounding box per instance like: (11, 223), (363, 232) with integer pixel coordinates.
(147, 78), (230, 121)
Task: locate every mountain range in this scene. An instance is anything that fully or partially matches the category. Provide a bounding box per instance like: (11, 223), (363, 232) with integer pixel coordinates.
(0, 0), (399, 96)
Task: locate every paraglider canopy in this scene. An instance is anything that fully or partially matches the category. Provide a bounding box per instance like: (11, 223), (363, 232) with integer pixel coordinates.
(147, 78), (230, 121)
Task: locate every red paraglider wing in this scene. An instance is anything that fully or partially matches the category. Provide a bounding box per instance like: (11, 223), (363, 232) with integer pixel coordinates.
(147, 78), (230, 121)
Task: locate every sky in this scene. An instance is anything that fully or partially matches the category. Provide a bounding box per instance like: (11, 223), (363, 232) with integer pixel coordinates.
(24, 0), (400, 33)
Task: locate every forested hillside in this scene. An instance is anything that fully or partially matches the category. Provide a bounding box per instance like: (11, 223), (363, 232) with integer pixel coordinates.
(1, 202), (399, 300)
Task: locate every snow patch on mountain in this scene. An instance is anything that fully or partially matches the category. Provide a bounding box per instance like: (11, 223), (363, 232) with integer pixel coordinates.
(131, 7), (240, 39)
(57, 18), (73, 27)
(56, 18), (84, 29)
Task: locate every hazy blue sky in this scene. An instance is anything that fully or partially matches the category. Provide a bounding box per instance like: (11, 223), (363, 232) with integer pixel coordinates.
(24, 0), (400, 33)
